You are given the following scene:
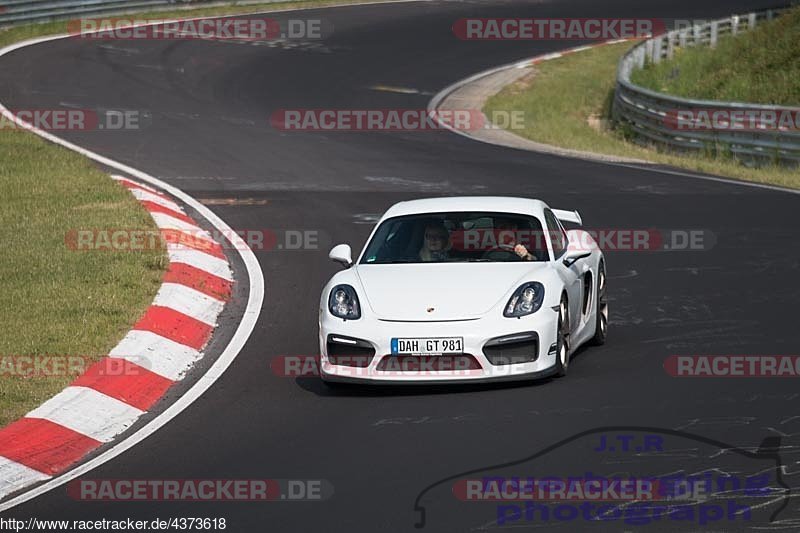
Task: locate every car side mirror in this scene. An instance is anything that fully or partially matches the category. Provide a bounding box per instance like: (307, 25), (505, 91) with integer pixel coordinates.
(329, 244), (353, 268)
(562, 250), (591, 268)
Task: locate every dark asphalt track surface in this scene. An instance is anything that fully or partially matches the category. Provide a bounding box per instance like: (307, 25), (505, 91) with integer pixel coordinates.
(1, 1), (799, 531)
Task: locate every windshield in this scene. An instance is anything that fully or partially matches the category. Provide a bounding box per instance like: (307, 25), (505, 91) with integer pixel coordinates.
(359, 212), (550, 264)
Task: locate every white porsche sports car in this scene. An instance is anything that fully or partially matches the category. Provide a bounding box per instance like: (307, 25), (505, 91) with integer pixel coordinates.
(318, 197), (607, 384)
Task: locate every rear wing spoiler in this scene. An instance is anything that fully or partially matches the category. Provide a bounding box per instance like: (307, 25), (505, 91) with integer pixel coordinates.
(552, 209), (582, 226)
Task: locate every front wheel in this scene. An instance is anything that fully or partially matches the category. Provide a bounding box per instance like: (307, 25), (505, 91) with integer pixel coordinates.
(554, 294), (570, 377)
(590, 261), (608, 346)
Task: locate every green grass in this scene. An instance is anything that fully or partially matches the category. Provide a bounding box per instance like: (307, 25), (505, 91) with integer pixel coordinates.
(0, 130), (166, 426)
(631, 7), (800, 105)
(483, 41), (800, 189)
(0, 0), (402, 429)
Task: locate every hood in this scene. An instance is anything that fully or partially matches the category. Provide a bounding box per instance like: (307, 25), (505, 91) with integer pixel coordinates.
(354, 263), (548, 321)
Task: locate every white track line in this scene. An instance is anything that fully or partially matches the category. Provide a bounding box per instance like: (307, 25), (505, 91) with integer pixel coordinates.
(612, 162), (800, 195)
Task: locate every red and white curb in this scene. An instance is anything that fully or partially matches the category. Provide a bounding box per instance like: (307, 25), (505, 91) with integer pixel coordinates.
(0, 33), (264, 517)
(0, 175), (234, 500)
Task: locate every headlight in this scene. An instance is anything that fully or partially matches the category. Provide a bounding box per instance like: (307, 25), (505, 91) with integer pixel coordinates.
(328, 284), (361, 320)
(504, 282), (545, 318)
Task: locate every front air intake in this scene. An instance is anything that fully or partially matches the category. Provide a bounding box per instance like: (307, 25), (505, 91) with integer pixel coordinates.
(326, 335), (375, 367)
(483, 332), (539, 365)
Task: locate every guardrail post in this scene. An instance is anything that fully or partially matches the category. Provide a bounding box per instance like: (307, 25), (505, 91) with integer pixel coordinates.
(636, 46), (646, 69)
(748, 13), (757, 30)
(693, 24), (702, 45)
(710, 21), (719, 47)
(678, 29), (688, 48)
(652, 36), (663, 64)
(731, 15), (739, 35)
(666, 32), (675, 59)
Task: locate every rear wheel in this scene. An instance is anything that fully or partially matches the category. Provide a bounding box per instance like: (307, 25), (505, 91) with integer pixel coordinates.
(554, 294), (570, 377)
(590, 261), (608, 346)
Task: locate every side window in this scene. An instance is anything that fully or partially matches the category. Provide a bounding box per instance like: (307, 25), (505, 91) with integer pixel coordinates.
(544, 209), (568, 259)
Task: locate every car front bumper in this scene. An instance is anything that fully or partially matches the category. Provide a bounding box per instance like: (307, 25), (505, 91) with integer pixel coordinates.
(318, 307), (560, 383)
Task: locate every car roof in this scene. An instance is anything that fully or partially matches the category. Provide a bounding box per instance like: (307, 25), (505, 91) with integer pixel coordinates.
(381, 197), (549, 220)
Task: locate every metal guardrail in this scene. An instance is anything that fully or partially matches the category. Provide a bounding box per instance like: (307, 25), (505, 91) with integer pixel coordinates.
(0, 0), (281, 26)
(612, 8), (800, 167)
(0, 0), (170, 26)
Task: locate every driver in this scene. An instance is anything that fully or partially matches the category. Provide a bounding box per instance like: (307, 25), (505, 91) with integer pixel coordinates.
(495, 217), (537, 261)
(419, 222), (451, 262)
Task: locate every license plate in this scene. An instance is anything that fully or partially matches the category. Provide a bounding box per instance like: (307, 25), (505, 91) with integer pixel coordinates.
(391, 337), (464, 355)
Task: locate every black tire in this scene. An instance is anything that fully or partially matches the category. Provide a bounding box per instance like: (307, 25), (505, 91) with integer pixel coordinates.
(554, 294), (570, 377)
(590, 261), (608, 346)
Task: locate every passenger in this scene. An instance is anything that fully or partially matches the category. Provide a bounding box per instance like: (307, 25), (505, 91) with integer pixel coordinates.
(419, 222), (451, 262)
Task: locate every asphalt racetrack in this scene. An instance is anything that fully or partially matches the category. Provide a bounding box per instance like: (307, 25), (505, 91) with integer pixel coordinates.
(1, 0), (798, 531)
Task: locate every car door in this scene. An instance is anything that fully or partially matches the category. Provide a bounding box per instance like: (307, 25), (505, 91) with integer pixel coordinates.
(544, 209), (583, 335)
